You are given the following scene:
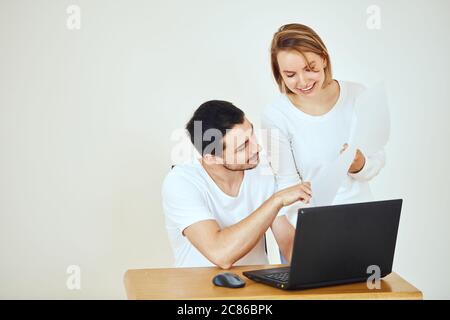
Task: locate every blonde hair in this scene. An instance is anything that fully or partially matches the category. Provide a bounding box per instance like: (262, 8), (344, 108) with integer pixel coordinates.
(270, 23), (333, 94)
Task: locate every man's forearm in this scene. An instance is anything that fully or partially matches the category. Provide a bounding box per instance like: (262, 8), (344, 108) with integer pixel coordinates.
(278, 224), (295, 263)
(213, 194), (282, 268)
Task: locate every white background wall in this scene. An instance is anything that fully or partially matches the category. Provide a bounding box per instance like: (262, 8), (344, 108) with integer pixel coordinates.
(1, 0), (449, 299)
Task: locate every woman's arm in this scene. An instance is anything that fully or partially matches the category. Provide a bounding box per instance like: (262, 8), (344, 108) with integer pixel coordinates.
(348, 149), (386, 181)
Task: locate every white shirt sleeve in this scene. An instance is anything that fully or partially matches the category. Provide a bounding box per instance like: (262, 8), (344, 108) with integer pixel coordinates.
(348, 148), (386, 182)
(162, 172), (215, 236)
(262, 108), (302, 190)
(262, 108), (304, 217)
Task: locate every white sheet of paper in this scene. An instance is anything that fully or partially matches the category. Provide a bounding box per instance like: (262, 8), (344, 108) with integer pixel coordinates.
(310, 146), (357, 206)
(349, 83), (390, 156)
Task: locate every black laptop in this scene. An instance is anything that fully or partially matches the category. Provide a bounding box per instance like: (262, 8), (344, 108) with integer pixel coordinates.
(243, 199), (402, 290)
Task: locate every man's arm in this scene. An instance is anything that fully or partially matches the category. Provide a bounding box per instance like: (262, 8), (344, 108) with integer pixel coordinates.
(183, 182), (311, 269)
(270, 215), (295, 263)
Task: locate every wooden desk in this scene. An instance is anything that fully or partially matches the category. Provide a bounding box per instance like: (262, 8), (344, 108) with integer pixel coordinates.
(124, 264), (422, 300)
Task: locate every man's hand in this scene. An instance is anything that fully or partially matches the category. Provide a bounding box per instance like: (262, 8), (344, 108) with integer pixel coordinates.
(341, 143), (366, 174)
(273, 182), (312, 207)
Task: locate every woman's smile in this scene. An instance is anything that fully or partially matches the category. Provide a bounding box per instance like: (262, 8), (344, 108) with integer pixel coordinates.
(296, 81), (316, 94)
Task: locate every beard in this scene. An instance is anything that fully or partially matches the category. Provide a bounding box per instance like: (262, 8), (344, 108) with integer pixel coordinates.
(223, 154), (259, 171)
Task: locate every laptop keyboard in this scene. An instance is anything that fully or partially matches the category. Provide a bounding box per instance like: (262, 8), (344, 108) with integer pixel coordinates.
(265, 271), (290, 283)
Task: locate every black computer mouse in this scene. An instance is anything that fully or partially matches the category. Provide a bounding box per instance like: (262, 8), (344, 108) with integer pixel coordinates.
(212, 272), (246, 288)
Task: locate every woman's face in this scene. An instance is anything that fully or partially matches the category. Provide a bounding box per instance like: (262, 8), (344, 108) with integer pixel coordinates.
(276, 50), (327, 98)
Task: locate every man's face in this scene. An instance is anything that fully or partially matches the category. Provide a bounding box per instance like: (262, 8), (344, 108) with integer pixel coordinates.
(220, 118), (261, 171)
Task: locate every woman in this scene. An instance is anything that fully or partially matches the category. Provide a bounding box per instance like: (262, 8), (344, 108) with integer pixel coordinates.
(262, 23), (386, 227)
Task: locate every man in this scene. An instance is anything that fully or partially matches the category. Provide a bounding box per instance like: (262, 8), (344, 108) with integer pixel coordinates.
(162, 100), (311, 269)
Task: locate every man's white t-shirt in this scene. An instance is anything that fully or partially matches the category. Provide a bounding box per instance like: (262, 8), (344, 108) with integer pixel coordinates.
(162, 159), (277, 268)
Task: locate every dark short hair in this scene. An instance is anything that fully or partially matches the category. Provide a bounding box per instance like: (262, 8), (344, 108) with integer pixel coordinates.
(186, 100), (245, 156)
